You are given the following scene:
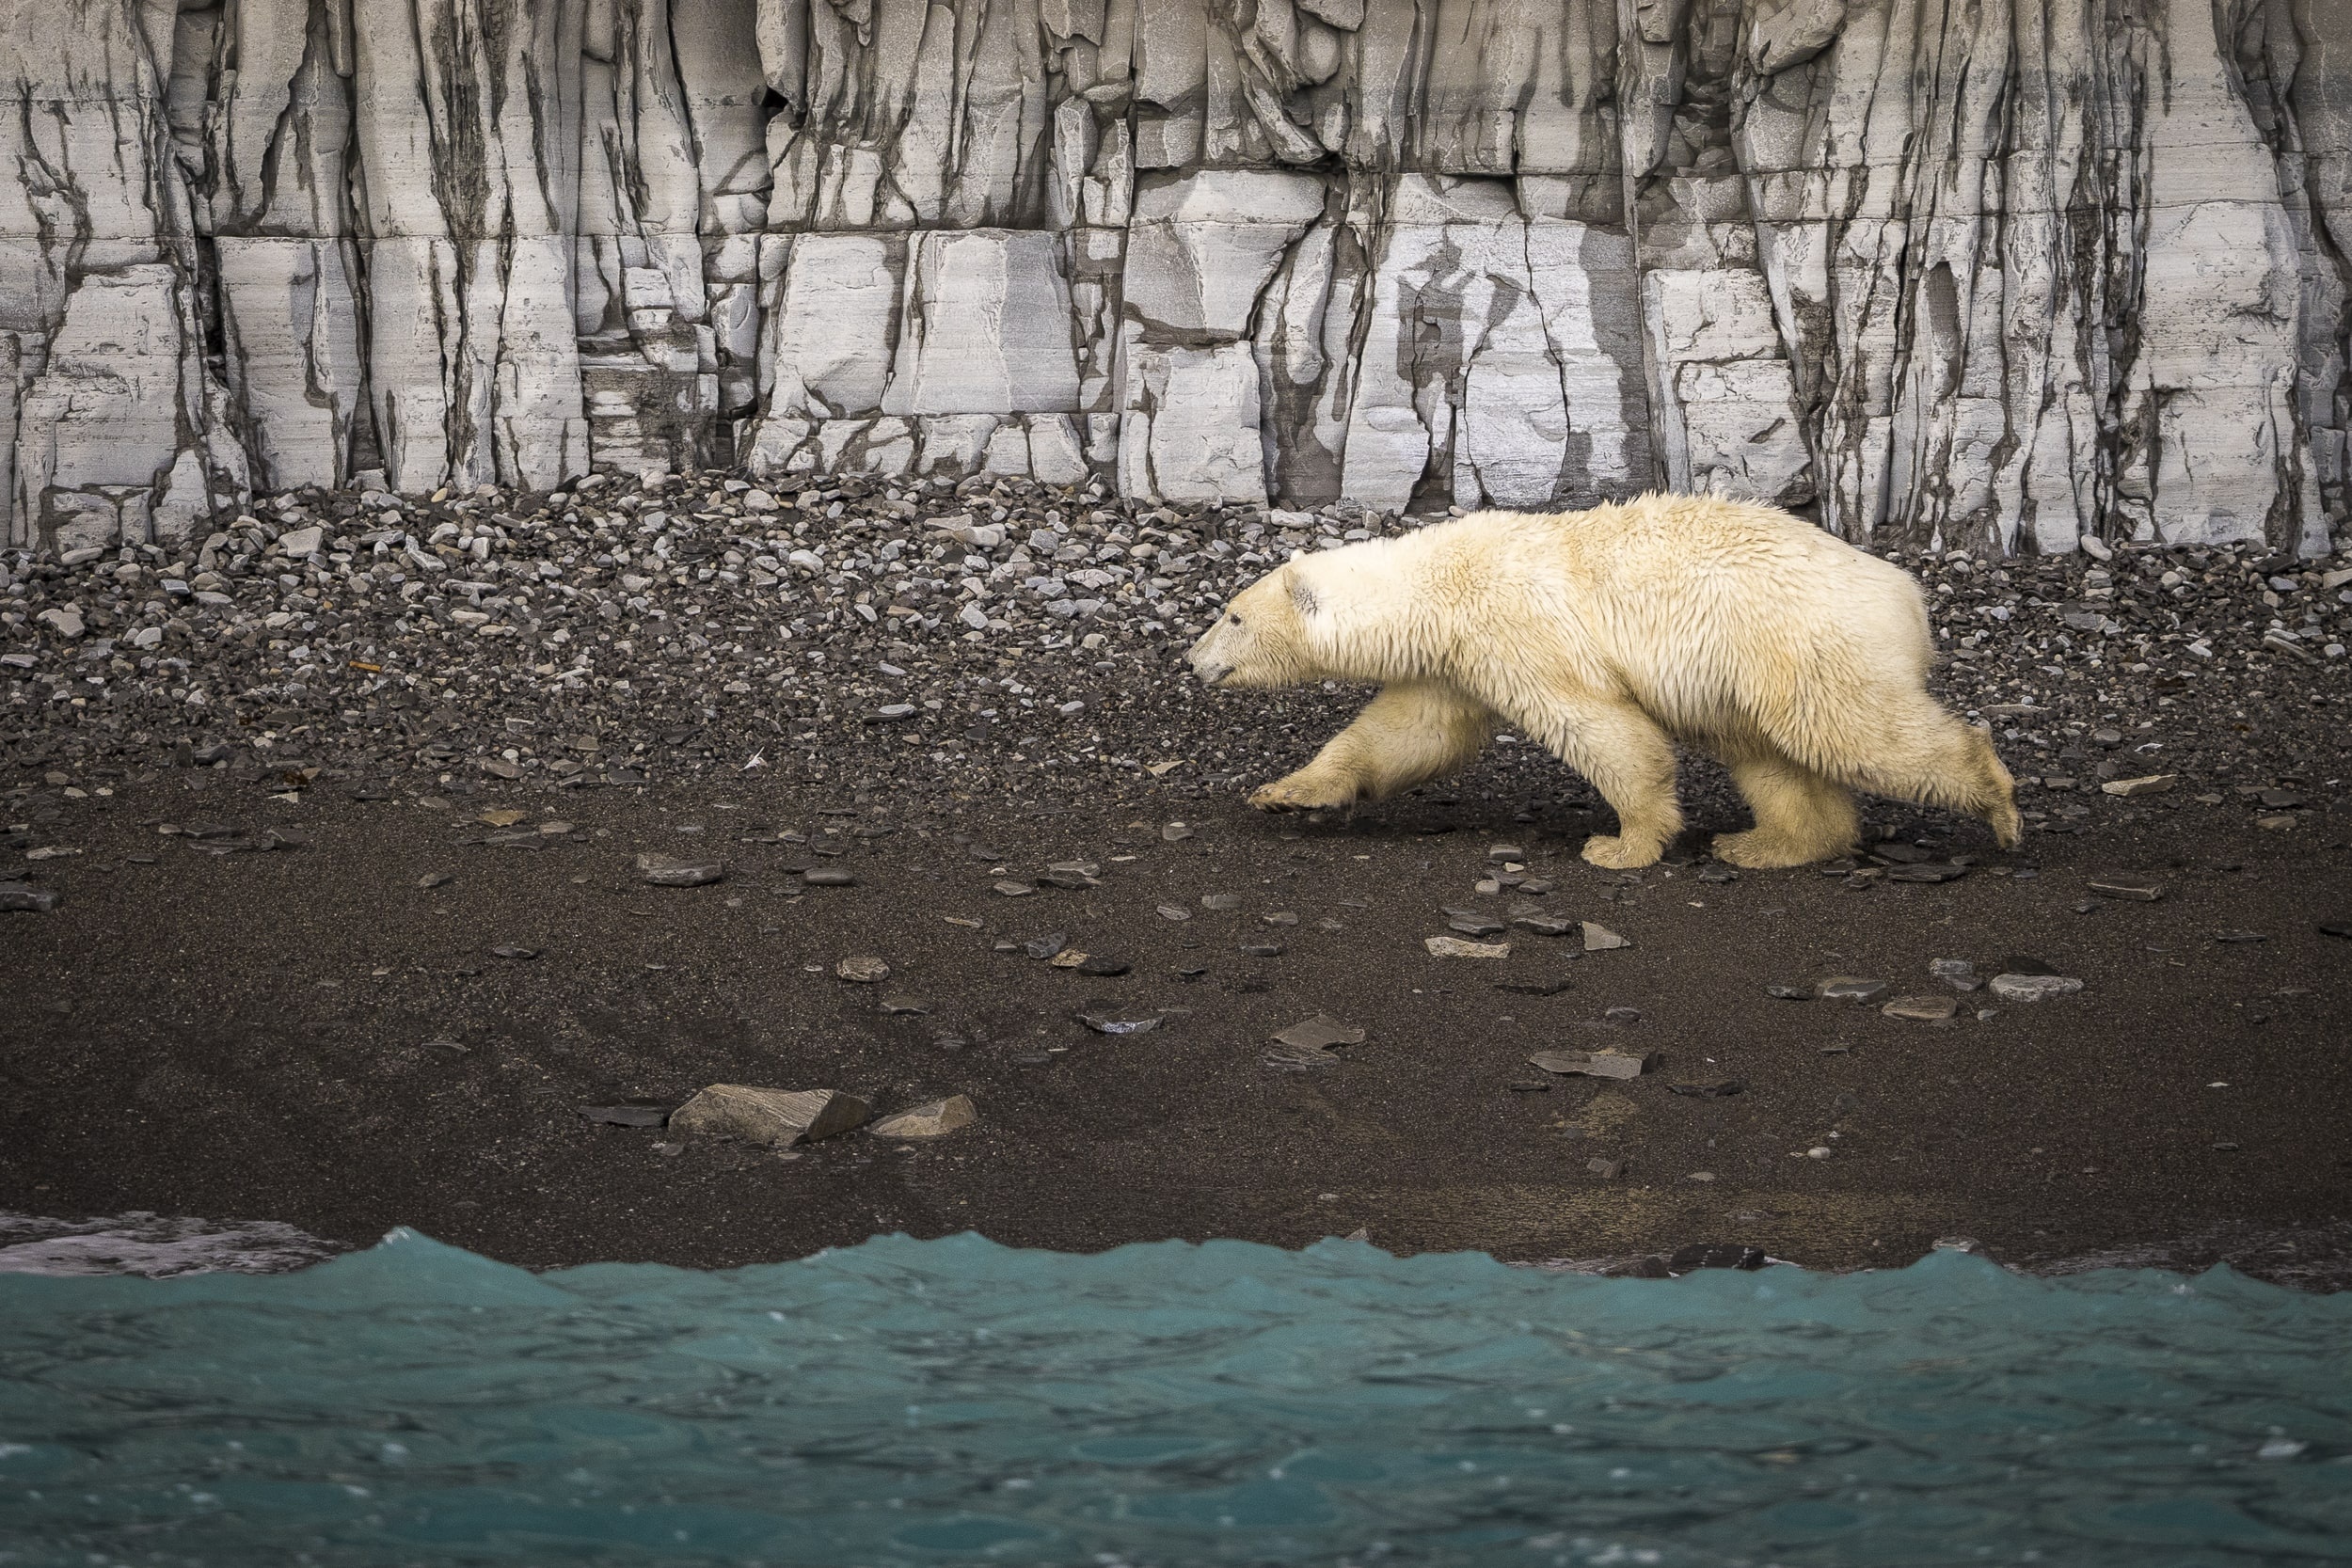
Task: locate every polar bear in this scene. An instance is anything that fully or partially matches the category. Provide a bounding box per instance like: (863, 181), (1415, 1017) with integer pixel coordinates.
(1184, 495), (2020, 869)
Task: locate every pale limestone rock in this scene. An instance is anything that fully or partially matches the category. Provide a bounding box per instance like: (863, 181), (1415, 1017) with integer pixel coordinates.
(882, 231), (1082, 417)
(3, 0), (2344, 552)
(765, 234), (905, 419)
(1120, 342), (1268, 504)
(1124, 170), (1328, 335)
(670, 1085), (872, 1147)
(13, 267), (196, 548)
(871, 1095), (977, 1138)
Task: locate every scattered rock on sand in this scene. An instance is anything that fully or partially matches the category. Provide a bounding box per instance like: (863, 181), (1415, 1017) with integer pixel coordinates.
(2100, 774), (2177, 797)
(1883, 994), (1959, 1022)
(0, 883), (60, 912)
(1581, 922), (1631, 952)
(579, 1100), (674, 1128)
(1271, 1014), (1366, 1053)
(1074, 1002), (1161, 1035)
(1930, 958), (1981, 991)
(638, 853), (724, 887)
(871, 1096), (977, 1138)
(1989, 973), (2084, 1002)
(669, 1085), (871, 1147)
(1528, 1048), (1651, 1080)
(1426, 936), (1511, 958)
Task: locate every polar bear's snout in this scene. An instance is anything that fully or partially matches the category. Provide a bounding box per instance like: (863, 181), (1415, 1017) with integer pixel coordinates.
(1185, 633), (1234, 688)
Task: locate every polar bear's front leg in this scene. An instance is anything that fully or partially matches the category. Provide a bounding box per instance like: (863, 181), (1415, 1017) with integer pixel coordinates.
(1713, 749), (1859, 867)
(1249, 681), (1495, 812)
(1534, 697), (1682, 869)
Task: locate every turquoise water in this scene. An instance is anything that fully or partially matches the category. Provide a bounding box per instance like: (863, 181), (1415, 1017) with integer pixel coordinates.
(1, 1232), (2348, 1566)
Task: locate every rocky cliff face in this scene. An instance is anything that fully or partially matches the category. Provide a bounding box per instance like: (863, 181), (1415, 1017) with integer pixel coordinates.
(4, 0), (2346, 555)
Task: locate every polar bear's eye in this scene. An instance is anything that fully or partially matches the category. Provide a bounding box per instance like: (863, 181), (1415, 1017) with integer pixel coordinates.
(1227, 613), (1241, 626)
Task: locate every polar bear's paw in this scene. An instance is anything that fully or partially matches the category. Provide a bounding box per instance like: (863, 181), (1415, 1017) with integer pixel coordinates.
(1709, 829), (1829, 870)
(1248, 770), (1359, 814)
(1579, 832), (1664, 870)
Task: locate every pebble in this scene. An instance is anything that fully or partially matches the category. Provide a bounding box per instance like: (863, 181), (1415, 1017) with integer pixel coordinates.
(836, 956), (892, 983)
(1930, 958), (1981, 991)
(578, 1100), (673, 1128)
(1446, 914), (1508, 937)
(1580, 922), (1630, 952)
(1512, 912), (1576, 937)
(637, 853), (723, 887)
(0, 883), (60, 912)
(1073, 1003), (1161, 1035)
(870, 1096), (977, 1139)
(1425, 935), (1511, 958)
(2100, 774), (2178, 797)
(804, 868), (857, 887)
(2087, 875), (2164, 901)
(879, 993), (932, 1014)
(1077, 955), (1131, 976)
(1238, 941), (1286, 958)
(1882, 994), (1958, 1022)
(993, 879), (1035, 896)
(1885, 862), (1967, 883)
(1528, 1048), (1650, 1079)
(1586, 1158), (1627, 1179)
(1816, 976), (1890, 1003)
(487, 943), (540, 960)
(668, 1085), (870, 1147)
(1270, 1014), (1366, 1053)
(1988, 973), (2085, 1002)
(1200, 893), (1242, 911)
(1155, 904), (1190, 921)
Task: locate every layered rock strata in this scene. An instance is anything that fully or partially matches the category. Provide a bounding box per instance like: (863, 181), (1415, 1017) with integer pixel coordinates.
(3, 0), (2346, 555)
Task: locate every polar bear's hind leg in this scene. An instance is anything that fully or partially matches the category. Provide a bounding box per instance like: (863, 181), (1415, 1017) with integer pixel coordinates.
(1249, 681), (1495, 813)
(1796, 699), (2022, 849)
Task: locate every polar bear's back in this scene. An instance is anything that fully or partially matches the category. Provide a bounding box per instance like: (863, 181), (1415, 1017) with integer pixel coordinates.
(1440, 496), (1934, 746)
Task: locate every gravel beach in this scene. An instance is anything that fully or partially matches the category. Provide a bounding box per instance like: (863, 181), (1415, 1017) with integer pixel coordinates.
(5, 473), (2349, 1283)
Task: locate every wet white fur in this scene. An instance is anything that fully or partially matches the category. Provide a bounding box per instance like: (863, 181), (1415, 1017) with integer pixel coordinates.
(1185, 495), (2021, 869)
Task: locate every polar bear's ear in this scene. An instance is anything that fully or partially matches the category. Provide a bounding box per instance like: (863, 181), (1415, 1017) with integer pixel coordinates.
(1286, 571), (1320, 619)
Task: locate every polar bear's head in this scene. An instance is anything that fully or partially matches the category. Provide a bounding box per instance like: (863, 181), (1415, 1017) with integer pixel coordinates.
(1187, 560), (1325, 689)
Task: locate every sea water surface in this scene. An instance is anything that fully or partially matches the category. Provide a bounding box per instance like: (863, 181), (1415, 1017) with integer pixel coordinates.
(1, 1228), (2347, 1566)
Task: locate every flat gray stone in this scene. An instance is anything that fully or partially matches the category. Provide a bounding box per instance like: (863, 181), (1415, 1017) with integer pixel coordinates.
(1528, 1049), (1651, 1080)
(1989, 973), (2084, 1002)
(1816, 976), (1890, 1003)
(638, 853), (723, 887)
